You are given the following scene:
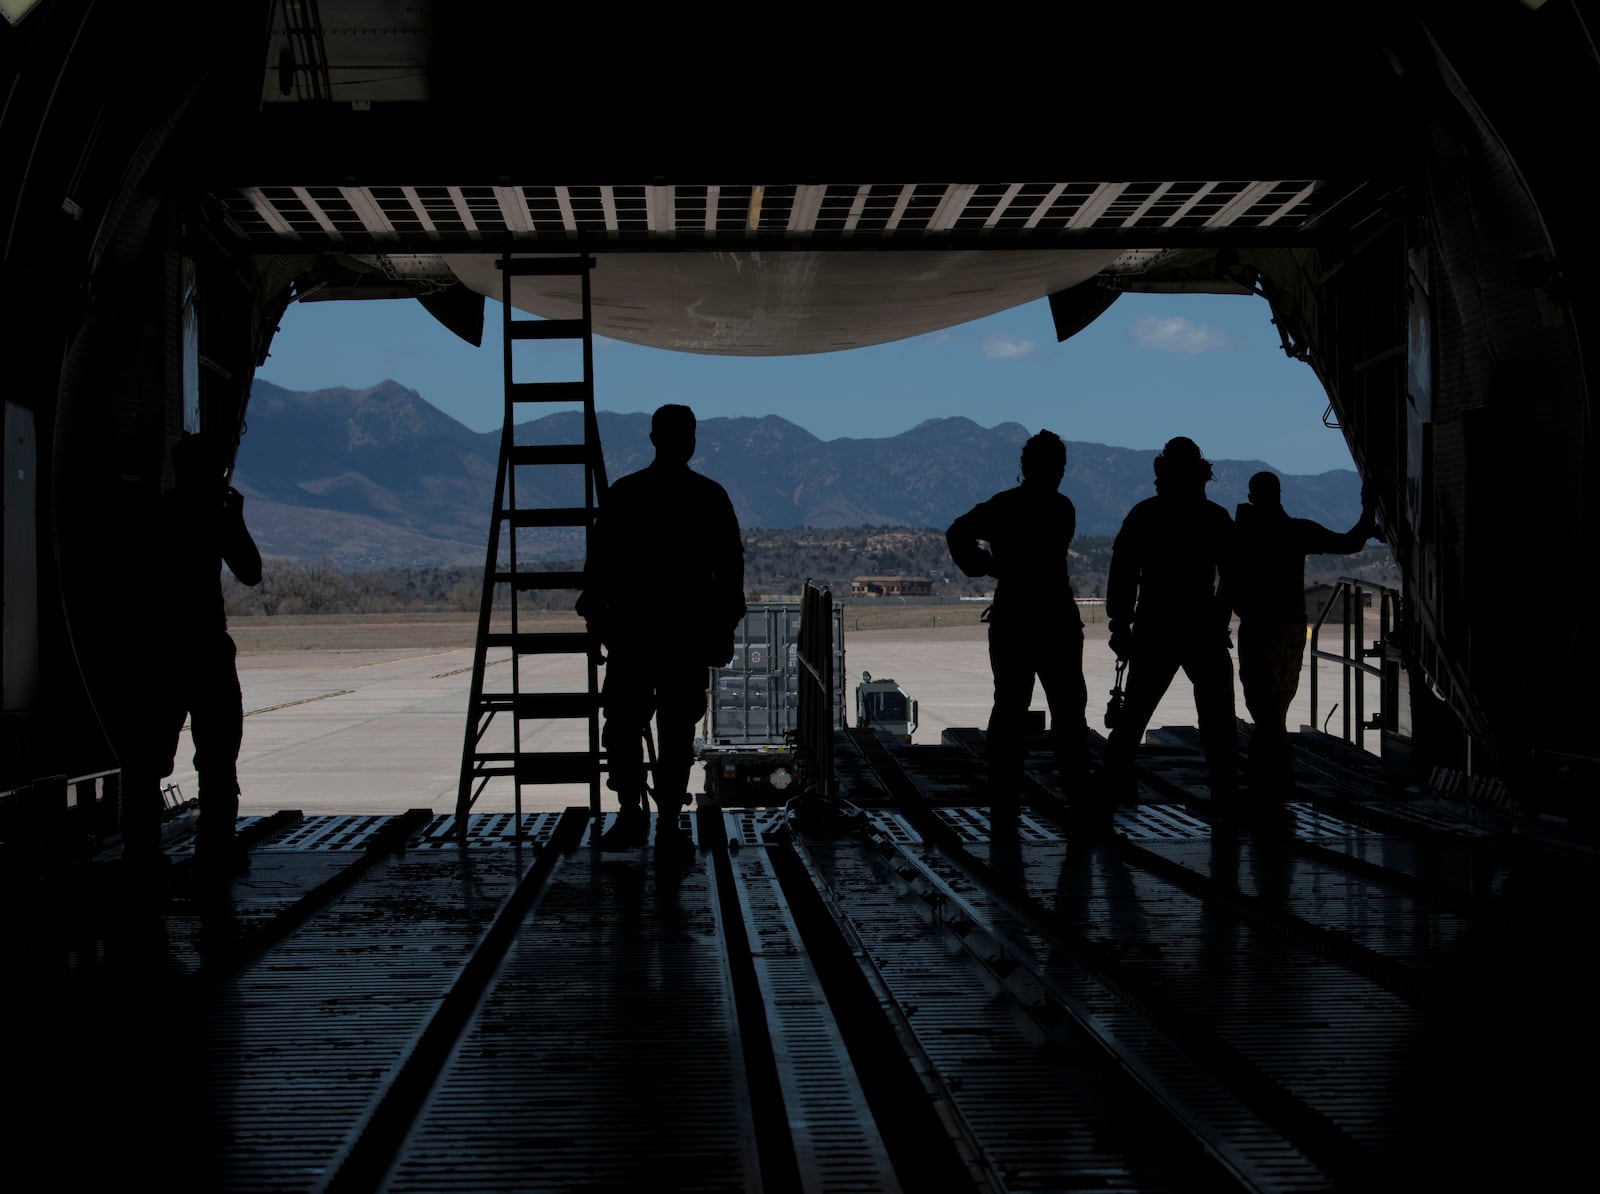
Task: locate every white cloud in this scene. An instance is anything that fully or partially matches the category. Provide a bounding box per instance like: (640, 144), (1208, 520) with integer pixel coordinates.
(1132, 316), (1232, 353)
(981, 334), (1036, 360)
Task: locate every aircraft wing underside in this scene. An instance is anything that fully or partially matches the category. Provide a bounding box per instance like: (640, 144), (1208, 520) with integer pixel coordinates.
(223, 178), (1342, 353)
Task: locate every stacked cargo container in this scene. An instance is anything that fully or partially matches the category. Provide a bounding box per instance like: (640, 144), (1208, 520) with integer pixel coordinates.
(697, 603), (846, 805)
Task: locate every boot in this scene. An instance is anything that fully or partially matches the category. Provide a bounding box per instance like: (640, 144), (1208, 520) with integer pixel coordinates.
(1067, 770), (1117, 834)
(654, 822), (695, 864)
(597, 804), (649, 851)
(987, 782), (1021, 820)
(653, 789), (690, 826)
(117, 846), (174, 904)
(194, 833), (251, 881)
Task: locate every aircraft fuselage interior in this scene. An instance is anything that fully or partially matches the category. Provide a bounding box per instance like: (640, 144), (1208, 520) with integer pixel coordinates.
(2, 1), (1595, 833)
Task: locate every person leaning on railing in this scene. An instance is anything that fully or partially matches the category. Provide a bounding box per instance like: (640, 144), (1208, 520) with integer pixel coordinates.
(1231, 472), (1379, 813)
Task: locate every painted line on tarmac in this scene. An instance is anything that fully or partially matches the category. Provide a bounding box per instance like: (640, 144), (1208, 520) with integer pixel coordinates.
(349, 648), (464, 669)
(244, 689), (356, 717)
(238, 648), (469, 671)
(433, 655), (511, 679)
(178, 688), (356, 733)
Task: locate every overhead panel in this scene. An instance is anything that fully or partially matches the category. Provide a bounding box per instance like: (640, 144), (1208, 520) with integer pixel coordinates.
(226, 177), (1348, 357)
(223, 179), (1335, 251)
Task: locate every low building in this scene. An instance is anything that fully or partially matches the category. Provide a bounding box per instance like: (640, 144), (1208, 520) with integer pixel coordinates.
(1305, 582), (1374, 624)
(850, 576), (933, 598)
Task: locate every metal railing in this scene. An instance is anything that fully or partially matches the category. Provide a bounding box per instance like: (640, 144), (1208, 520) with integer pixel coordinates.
(795, 580), (837, 804)
(0, 768), (125, 863)
(1307, 578), (1401, 756)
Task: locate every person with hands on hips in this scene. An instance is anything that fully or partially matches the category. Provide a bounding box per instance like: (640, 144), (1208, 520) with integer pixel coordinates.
(946, 430), (1090, 819)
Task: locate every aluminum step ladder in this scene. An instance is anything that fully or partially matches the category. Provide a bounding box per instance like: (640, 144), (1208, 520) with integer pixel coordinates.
(456, 254), (606, 833)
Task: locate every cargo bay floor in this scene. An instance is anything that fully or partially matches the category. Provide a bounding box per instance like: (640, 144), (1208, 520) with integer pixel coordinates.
(4, 723), (1595, 1193)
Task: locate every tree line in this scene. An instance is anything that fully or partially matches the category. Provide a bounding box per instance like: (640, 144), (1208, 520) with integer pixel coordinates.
(222, 526), (1400, 615)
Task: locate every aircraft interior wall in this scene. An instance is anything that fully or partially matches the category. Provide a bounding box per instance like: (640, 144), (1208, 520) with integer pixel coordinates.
(1230, 6), (1600, 817)
(1409, 14), (1595, 793)
(2, 0), (1595, 815)
(0, 3), (285, 789)
(1259, 8), (1599, 808)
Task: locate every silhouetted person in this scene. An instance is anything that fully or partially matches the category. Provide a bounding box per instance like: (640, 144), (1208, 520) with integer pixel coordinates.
(1232, 471), (1377, 807)
(1101, 436), (1238, 816)
(577, 404), (745, 854)
(110, 479), (179, 897)
(947, 430), (1089, 814)
(156, 431), (262, 879)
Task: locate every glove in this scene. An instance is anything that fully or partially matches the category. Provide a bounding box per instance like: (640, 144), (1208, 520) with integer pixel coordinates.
(583, 621), (608, 665)
(1359, 484), (1380, 538)
(1108, 621), (1134, 660)
(574, 597), (608, 663)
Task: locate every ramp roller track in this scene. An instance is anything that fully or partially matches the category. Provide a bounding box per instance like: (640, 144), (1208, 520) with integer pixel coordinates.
(958, 724), (1599, 959)
(311, 808), (991, 1194)
(935, 731), (1498, 1021)
(1161, 722), (1600, 892)
(322, 808), (587, 1194)
(769, 824), (1251, 1191)
(846, 727), (1516, 1188)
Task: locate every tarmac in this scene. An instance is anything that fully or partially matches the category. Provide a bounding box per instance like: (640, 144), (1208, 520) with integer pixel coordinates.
(177, 617), (1383, 818)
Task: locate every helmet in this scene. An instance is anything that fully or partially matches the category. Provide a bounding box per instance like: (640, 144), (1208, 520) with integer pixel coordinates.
(1154, 436), (1213, 483)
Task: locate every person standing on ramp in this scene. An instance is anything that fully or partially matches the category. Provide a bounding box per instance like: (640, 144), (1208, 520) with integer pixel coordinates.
(946, 430), (1090, 817)
(155, 430), (263, 880)
(1101, 436), (1239, 821)
(1232, 471), (1378, 813)
(577, 404), (746, 855)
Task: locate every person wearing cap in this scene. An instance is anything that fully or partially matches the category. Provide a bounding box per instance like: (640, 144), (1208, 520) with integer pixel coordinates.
(946, 430), (1090, 817)
(1100, 436), (1239, 817)
(577, 404), (746, 856)
(1232, 471), (1378, 809)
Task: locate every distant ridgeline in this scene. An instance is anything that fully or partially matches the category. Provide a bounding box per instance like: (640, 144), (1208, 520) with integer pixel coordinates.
(231, 378), (1371, 576)
(222, 529), (1400, 617)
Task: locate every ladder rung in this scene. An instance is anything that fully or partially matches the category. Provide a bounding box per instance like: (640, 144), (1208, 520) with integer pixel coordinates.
(478, 692), (598, 718)
(507, 318), (587, 341)
(493, 570), (585, 590)
(472, 749), (609, 766)
(483, 632), (592, 654)
(509, 443), (589, 468)
(498, 257), (593, 278)
(515, 753), (596, 784)
(509, 381), (590, 404)
(499, 507), (591, 528)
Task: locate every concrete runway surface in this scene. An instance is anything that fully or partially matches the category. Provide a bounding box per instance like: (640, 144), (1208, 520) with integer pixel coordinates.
(171, 620), (1381, 818)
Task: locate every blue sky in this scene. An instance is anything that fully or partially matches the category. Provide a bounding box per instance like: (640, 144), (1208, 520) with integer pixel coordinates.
(257, 289), (1356, 476)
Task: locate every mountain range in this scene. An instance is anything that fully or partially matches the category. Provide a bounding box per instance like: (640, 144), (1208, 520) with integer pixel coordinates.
(233, 380), (1364, 570)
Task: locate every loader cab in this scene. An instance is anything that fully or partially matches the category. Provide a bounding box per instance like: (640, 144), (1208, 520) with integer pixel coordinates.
(856, 672), (918, 744)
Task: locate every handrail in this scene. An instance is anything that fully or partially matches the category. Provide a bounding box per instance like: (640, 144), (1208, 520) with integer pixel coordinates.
(0, 767), (119, 804)
(795, 580), (836, 804)
(1307, 578), (1401, 756)
(0, 769), (126, 865)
